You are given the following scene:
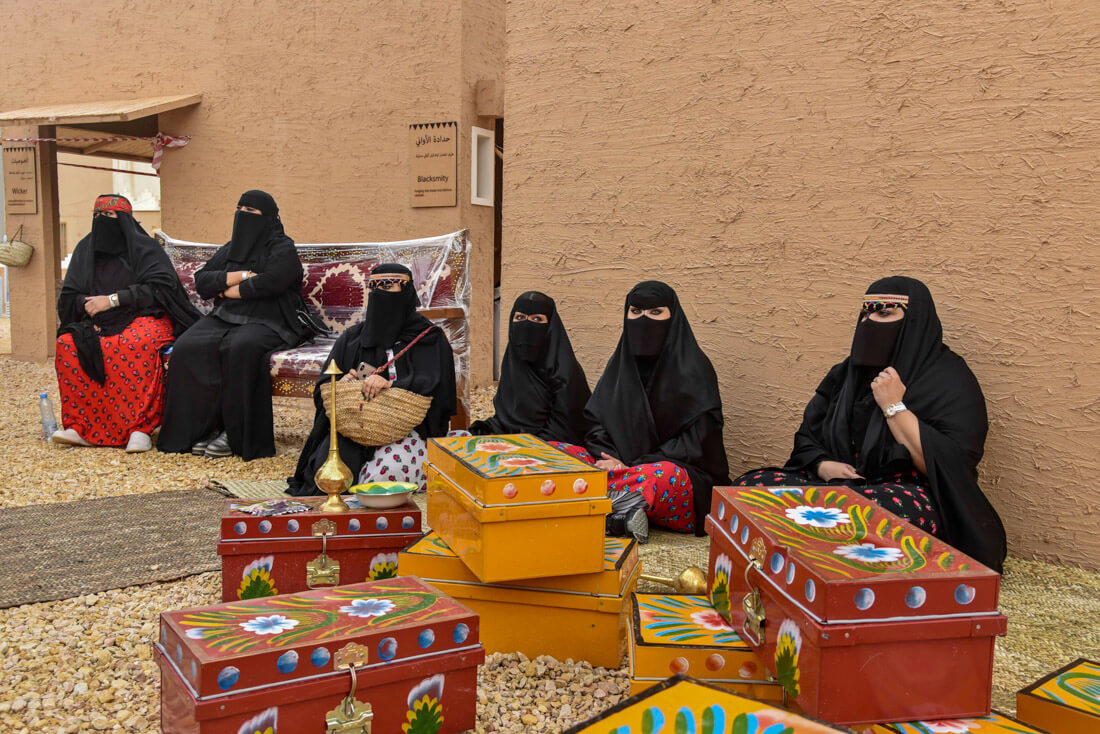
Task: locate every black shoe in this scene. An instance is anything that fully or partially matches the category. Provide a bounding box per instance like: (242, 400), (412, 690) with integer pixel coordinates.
(203, 431), (231, 458)
(606, 507), (649, 543)
(191, 432), (219, 456)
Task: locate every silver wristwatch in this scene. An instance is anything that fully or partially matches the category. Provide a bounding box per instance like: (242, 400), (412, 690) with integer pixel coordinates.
(108, 293), (120, 308)
(884, 401), (908, 418)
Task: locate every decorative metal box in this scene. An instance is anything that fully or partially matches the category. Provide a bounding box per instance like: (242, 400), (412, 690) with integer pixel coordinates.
(866, 711), (1050, 734)
(155, 576), (483, 733)
(426, 434), (610, 582)
(398, 531), (638, 668)
(217, 498), (421, 602)
(707, 485), (1008, 727)
(1017, 658), (1100, 734)
(627, 593), (782, 703)
(562, 674), (847, 733)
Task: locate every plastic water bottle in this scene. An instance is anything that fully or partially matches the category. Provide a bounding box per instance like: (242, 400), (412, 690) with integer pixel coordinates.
(38, 392), (58, 439)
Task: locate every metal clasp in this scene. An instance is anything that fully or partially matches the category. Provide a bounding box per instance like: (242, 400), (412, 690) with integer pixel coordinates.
(741, 538), (767, 646)
(307, 519), (341, 589)
(325, 644), (373, 733)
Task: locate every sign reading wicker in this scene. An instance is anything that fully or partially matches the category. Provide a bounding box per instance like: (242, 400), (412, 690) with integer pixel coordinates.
(321, 326), (436, 447)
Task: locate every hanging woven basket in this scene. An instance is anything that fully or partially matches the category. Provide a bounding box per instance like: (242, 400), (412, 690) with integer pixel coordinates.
(0, 227), (33, 267)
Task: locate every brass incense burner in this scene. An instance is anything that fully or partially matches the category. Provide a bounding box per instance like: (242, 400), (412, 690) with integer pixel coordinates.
(640, 565), (708, 595)
(316, 362), (353, 513)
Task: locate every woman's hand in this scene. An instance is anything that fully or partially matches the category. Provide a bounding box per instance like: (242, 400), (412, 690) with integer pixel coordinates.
(339, 369), (359, 383)
(594, 452), (626, 471)
(221, 285), (242, 299)
(817, 460), (864, 481)
(83, 295), (113, 317)
(361, 373), (392, 400)
(871, 366), (906, 410)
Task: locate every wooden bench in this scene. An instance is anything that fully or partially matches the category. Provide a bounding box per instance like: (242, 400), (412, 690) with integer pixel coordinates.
(155, 229), (471, 427)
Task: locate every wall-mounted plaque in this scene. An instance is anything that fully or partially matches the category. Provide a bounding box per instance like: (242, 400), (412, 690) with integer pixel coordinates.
(410, 121), (457, 208)
(3, 145), (38, 215)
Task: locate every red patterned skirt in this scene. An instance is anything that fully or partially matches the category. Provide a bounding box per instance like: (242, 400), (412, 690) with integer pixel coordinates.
(551, 442), (696, 533)
(55, 316), (175, 446)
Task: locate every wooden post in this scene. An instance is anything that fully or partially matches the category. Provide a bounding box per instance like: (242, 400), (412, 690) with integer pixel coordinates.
(5, 125), (62, 362)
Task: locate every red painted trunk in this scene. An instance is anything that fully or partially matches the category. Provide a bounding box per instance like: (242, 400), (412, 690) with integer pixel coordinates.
(157, 576), (483, 733)
(217, 498), (421, 602)
(705, 485), (1007, 727)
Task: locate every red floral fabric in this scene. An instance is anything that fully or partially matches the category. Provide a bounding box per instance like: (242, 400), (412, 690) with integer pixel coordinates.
(551, 442), (696, 533)
(55, 316), (174, 445)
(93, 195), (132, 215)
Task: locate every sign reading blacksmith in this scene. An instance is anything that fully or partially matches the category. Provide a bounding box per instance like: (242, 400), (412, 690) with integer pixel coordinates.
(409, 121), (457, 208)
(3, 145), (38, 215)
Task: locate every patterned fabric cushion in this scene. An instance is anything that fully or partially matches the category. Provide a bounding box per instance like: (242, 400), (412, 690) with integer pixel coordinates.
(269, 339), (336, 398)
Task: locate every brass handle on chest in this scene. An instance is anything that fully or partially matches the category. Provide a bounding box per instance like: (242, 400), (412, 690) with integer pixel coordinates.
(741, 538), (767, 646)
(326, 643), (373, 733)
(307, 519), (341, 589)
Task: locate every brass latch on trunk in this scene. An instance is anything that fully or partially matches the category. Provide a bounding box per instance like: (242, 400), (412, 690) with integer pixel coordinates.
(741, 538), (767, 646)
(325, 643), (373, 733)
(307, 519), (340, 589)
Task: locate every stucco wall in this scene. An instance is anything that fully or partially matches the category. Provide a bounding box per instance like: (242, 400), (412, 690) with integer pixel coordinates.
(504, 1), (1100, 569)
(0, 0), (502, 384)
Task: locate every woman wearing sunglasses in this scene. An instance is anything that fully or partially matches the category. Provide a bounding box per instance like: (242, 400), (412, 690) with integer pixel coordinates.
(735, 276), (1006, 572)
(287, 264), (458, 495)
(157, 190), (317, 460)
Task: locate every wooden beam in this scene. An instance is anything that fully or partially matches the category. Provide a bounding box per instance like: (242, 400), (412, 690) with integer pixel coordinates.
(0, 94), (202, 126)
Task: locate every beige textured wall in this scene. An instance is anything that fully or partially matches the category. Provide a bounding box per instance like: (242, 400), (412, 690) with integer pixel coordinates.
(0, 0), (503, 384)
(504, 1), (1100, 569)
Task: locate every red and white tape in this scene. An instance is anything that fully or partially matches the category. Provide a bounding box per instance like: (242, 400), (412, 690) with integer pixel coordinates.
(0, 132), (190, 172)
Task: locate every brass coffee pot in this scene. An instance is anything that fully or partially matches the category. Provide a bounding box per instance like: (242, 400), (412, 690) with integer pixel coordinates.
(639, 565), (708, 594)
(315, 362), (353, 513)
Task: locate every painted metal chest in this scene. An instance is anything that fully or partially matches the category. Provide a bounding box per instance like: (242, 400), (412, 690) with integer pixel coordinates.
(627, 592), (782, 703)
(563, 674), (848, 733)
(155, 576), (483, 734)
(706, 485), (1007, 727)
(217, 498), (422, 602)
(1016, 658), (1100, 734)
(398, 531), (639, 668)
(866, 711), (1050, 734)
(425, 433), (611, 582)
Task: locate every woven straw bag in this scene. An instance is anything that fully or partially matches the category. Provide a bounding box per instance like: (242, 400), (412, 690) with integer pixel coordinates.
(0, 227), (33, 267)
(321, 326), (435, 447)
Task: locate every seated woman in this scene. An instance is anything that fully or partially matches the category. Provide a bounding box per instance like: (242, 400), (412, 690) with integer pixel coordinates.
(556, 281), (730, 536)
(53, 195), (200, 452)
(287, 264), (457, 495)
(736, 276), (1007, 572)
(157, 190), (316, 460)
(470, 291), (591, 444)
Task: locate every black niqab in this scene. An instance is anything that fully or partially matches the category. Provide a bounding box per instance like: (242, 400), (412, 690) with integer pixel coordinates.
(786, 276), (1007, 571)
(470, 292), (592, 444)
(227, 190), (279, 265)
(91, 215), (126, 256)
(584, 281), (730, 531)
(361, 264), (422, 350)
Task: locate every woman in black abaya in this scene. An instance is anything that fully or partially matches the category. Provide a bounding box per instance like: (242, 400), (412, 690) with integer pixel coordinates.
(736, 276), (1007, 572)
(556, 281), (730, 536)
(470, 291), (591, 444)
(53, 195), (200, 452)
(287, 264), (457, 495)
(157, 190), (314, 460)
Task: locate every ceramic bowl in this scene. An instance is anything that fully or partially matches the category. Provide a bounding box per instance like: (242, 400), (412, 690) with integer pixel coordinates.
(348, 482), (418, 509)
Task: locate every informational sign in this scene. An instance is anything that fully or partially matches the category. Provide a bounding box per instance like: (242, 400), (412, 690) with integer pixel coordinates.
(3, 145), (38, 215)
(410, 121), (457, 208)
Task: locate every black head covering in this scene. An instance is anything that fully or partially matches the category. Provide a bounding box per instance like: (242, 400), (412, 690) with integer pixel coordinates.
(360, 263), (424, 350)
(90, 213), (127, 256)
(57, 208), (202, 384)
(472, 292), (592, 444)
(585, 281), (730, 527)
(786, 276), (1007, 571)
(228, 190), (280, 265)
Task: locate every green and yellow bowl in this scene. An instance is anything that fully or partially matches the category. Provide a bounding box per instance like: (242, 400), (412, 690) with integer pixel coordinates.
(349, 482), (418, 509)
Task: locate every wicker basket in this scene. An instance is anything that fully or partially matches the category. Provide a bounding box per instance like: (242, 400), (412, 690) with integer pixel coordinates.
(322, 378), (432, 447)
(0, 238), (33, 268)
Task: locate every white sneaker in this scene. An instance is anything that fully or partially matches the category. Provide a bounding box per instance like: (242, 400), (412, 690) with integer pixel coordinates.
(125, 431), (153, 453)
(51, 428), (92, 447)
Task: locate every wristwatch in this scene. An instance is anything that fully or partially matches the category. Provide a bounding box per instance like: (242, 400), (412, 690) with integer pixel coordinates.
(884, 401), (908, 418)
(108, 293), (120, 308)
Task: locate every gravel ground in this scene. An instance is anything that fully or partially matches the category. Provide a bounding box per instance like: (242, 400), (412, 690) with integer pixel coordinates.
(0, 359), (1095, 732)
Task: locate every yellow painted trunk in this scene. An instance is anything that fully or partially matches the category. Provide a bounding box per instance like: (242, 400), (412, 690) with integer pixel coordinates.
(1016, 658), (1100, 734)
(864, 711), (1050, 733)
(426, 434), (611, 582)
(626, 593), (784, 704)
(399, 532), (639, 668)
